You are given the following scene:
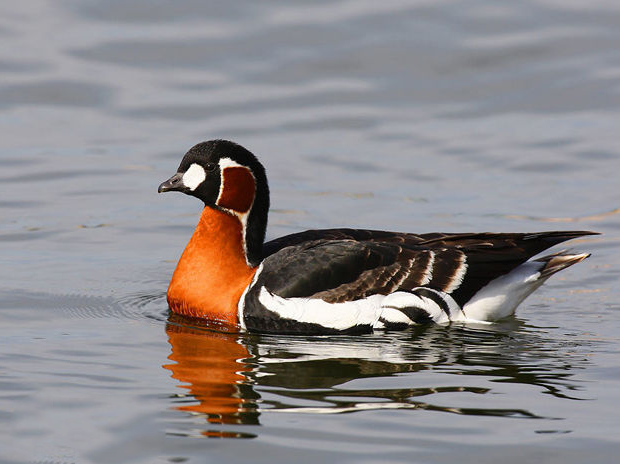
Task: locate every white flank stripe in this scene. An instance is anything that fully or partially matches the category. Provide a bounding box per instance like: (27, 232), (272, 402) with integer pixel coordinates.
(384, 290), (450, 323)
(444, 254), (468, 294)
(378, 290), (465, 325)
(420, 251), (435, 285)
(258, 287), (384, 330)
(182, 163), (206, 191)
(238, 263), (264, 330)
(378, 307), (413, 325)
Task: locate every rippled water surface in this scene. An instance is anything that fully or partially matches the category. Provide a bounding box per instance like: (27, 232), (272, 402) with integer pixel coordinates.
(1, 1), (620, 463)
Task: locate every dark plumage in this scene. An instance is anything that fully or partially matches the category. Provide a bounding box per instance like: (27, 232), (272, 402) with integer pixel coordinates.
(159, 140), (598, 335)
(243, 230), (595, 333)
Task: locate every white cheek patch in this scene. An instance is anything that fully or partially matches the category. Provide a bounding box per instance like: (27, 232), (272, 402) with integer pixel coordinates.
(182, 163), (206, 191)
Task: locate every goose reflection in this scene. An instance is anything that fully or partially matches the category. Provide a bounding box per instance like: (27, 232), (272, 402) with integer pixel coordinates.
(163, 315), (259, 433)
(163, 314), (591, 437)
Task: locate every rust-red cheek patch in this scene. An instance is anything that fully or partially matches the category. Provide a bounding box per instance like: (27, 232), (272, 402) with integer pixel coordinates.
(216, 166), (256, 213)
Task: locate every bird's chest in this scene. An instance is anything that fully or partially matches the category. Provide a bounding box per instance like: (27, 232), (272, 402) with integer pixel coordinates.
(166, 208), (256, 326)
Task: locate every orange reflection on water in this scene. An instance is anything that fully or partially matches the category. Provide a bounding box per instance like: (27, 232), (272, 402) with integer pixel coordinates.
(163, 319), (259, 427)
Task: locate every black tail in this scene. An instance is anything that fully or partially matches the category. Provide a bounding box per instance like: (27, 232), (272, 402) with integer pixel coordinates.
(425, 230), (598, 306)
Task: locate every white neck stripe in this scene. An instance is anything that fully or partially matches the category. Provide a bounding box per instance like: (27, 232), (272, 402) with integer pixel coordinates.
(216, 157), (256, 267)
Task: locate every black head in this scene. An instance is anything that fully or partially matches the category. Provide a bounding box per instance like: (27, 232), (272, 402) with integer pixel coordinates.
(159, 140), (270, 265)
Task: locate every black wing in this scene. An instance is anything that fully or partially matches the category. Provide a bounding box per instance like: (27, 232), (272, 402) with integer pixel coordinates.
(259, 229), (598, 305)
(256, 238), (422, 302)
(262, 228), (436, 257)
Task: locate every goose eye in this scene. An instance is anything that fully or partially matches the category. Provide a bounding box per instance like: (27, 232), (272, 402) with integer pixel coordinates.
(205, 162), (217, 172)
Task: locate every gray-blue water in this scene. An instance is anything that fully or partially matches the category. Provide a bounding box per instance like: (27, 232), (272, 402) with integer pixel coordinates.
(1, 1), (619, 463)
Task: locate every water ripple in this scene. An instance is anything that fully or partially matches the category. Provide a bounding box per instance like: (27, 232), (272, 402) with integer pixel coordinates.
(159, 318), (593, 442)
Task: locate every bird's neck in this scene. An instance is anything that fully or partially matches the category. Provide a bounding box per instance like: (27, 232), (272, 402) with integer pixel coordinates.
(167, 206), (257, 326)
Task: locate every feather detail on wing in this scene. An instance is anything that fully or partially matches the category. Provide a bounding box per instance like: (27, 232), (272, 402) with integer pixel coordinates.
(259, 229), (598, 305)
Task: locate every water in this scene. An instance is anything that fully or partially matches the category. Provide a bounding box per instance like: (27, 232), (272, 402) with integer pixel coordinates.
(1, 0), (619, 462)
